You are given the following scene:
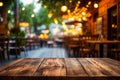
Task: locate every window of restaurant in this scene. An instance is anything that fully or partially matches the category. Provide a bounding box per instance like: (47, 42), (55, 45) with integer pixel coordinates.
(108, 6), (117, 40)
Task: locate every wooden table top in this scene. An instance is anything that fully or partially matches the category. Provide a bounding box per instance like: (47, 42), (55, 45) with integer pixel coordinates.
(0, 58), (120, 80)
(86, 40), (120, 44)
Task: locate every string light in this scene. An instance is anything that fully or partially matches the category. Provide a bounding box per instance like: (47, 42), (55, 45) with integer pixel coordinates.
(0, 2), (3, 7)
(86, 5), (89, 8)
(94, 3), (98, 8)
(82, 17), (87, 21)
(31, 14), (35, 18)
(44, 5), (47, 8)
(8, 10), (11, 14)
(69, 0), (72, 3)
(88, 1), (91, 5)
(61, 5), (68, 12)
(77, 18), (82, 22)
(22, 7), (25, 11)
(82, 12), (86, 16)
(61, 0), (99, 22)
(48, 12), (53, 18)
(78, 1), (81, 4)
(54, 18), (58, 24)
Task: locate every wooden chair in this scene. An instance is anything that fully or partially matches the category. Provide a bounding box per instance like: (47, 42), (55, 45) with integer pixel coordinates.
(0, 48), (4, 63)
(18, 37), (28, 56)
(108, 42), (120, 60)
(79, 35), (98, 58)
(0, 36), (9, 60)
(67, 36), (80, 57)
(26, 37), (36, 50)
(8, 37), (21, 59)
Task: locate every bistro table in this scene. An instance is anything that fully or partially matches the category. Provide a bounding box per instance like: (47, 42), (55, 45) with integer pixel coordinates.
(0, 58), (120, 80)
(86, 40), (120, 57)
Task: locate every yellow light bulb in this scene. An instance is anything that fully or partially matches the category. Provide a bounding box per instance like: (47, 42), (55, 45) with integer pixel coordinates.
(61, 5), (68, 12)
(22, 7), (25, 11)
(8, 10), (11, 14)
(31, 14), (35, 18)
(48, 12), (53, 18)
(94, 3), (98, 8)
(54, 18), (58, 24)
(69, 0), (72, 3)
(82, 12), (86, 15)
(0, 2), (3, 7)
(78, 1), (81, 4)
(44, 5), (47, 8)
(82, 17), (87, 21)
(88, 1), (91, 5)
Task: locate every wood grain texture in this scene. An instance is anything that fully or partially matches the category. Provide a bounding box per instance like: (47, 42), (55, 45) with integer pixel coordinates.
(0, 58), (24, 72)
(0, 58), (44, 76)
(90, 58), (120, 76)
(65, 58), (87, 76)
(0, 58), (120, 80)
(78, 58), (106, 76)
(35, 58), (66, 76)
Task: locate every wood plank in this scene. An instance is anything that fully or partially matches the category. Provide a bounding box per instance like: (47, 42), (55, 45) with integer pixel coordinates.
(0, 58), (120, 80)
(0, 58), (24, 72)
(14, 58), (44, 76)
(77, 58), (107, 77)
(86, 58), (120, 77)
(100, 58), (120, 66)
(65, 58), (88, 76)
(35, 58), (66, 77)
(0, 58), (44, 76)
(65, 58), (89, 80)
(89, 58), (120, 76)
(0, 58), (44, 80)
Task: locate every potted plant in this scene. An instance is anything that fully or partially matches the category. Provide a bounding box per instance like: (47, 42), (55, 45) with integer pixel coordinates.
(9, 27), (26, 55)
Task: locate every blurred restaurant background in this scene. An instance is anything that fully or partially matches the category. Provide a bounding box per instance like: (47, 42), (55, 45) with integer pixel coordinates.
(0, 0), (120, 63)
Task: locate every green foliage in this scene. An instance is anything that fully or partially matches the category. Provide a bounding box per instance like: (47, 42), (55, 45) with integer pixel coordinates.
(10, 27), (20, 34)
(6, 0), (63, 34)
(17, 30), (26, 37)
(6, 0), (14, 29)
(10, 27), (26, 46)
(36, 8), (48, 24)
(34, 7), (53, 27)
(6, 1), (35, 27)
(5, 0), (14, 9)
(37, 0), (77, 17)
(19, 3), (35, 26)
(10, 27), (26, 37)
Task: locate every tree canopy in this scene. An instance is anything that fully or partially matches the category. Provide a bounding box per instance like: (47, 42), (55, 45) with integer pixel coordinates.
(19, 3), (35, 26)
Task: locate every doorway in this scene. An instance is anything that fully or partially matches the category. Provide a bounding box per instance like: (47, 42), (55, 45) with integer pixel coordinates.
(107, 6), (117, 40)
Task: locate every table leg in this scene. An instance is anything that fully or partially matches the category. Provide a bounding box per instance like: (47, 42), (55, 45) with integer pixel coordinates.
(99, 44), (103, 57)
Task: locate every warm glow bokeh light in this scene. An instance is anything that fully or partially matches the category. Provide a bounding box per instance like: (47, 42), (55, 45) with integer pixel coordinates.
(54, 18), (58, 24)
(19, 22), (29, 27)
(88, 1), (91, 5)
(61, 5), (68, 12)
(82, 12), (86, 15)
(8, 10), (11, 14)
(31, 14), (35, 18)
(0, 2), (3, 7)
(22, 7), (25, 11)
(48, 12), (53, 18)
(94, 3), (98, 8)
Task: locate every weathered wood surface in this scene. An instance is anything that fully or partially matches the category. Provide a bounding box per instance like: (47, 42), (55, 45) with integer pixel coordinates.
(0, 58), (120, 80)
